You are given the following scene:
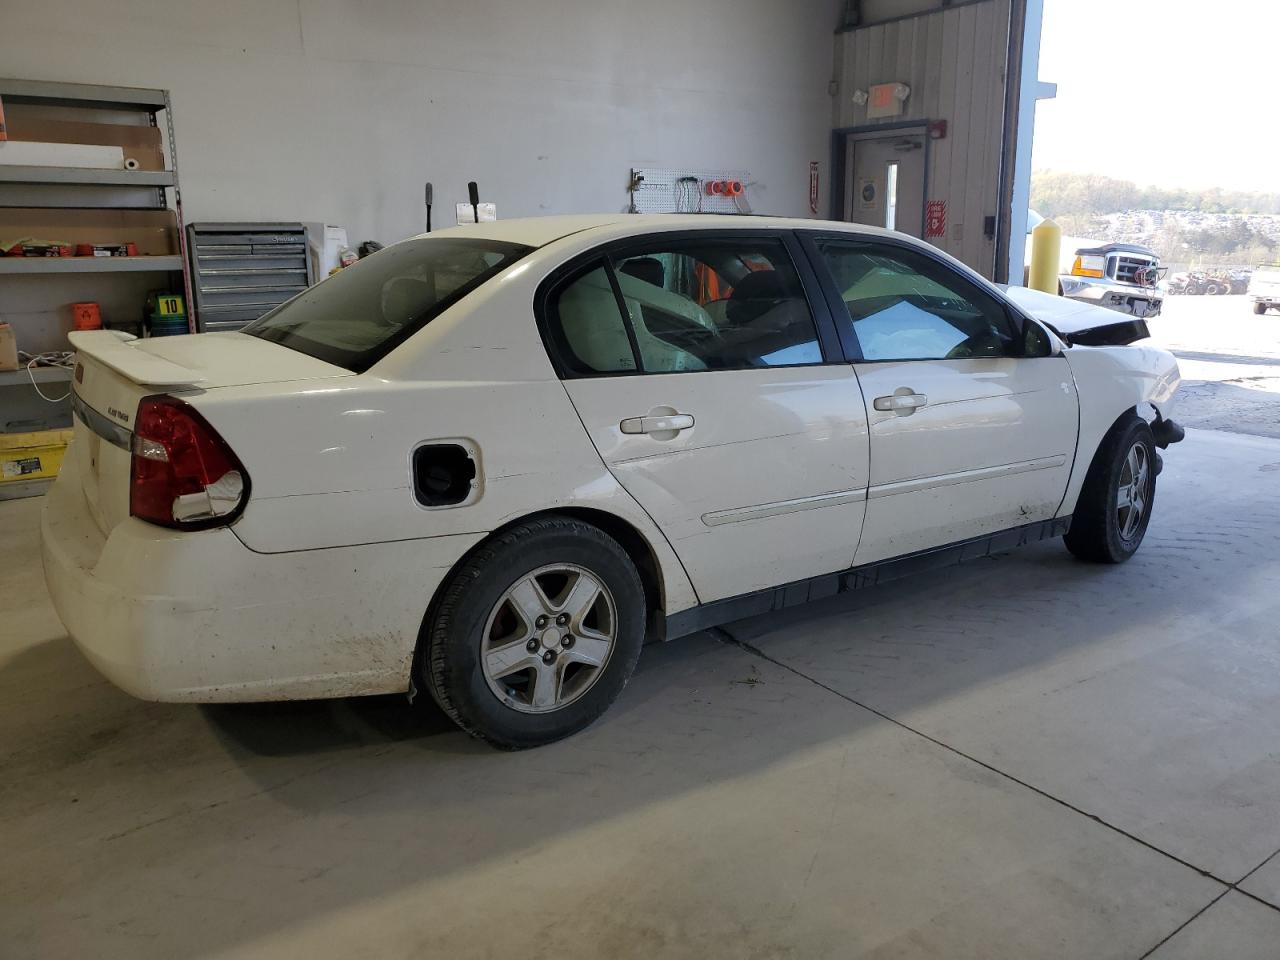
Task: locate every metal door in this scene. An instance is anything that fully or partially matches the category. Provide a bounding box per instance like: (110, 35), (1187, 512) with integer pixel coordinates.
(845, 132), (927, 238)
(799, 232), (1078, 566)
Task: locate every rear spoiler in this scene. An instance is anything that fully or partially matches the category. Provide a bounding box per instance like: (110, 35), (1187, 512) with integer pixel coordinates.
(68, 330), (206, 386)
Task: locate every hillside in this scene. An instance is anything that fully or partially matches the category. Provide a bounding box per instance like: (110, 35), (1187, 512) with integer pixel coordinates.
(1031, 171), (1280, 270)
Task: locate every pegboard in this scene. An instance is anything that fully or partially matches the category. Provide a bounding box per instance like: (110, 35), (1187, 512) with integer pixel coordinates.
(628, 167), (754, 215)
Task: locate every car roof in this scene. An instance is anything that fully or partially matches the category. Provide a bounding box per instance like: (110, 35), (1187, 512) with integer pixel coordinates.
(413, 214), (902, 248)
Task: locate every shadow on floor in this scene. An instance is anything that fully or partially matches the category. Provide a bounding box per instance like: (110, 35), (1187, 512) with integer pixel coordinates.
(200, 692), (460, 758)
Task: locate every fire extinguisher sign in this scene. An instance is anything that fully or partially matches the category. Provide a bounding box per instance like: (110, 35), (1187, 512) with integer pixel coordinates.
(926, 200), (946, 238)
(809, 161), (819, 215)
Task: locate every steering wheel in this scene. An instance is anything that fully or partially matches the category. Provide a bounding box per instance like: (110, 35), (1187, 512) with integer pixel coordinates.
(944, 334), (1002, 360)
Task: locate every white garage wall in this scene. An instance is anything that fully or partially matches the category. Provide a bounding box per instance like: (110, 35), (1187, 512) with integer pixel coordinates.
(0, 0), (842, 245)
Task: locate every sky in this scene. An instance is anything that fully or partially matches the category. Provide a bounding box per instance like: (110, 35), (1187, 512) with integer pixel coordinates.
(1032, 0), (1280, 192)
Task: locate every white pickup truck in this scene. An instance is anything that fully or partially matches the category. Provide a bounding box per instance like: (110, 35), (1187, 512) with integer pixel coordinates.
(1249, 264), (1280, 315)
(1027, 210), (1164, 319)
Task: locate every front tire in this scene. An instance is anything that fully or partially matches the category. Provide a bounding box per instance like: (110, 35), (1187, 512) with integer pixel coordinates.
(422, 516), (646, 749)
(1064, 416), (1157, 563)
(1255, 302), (1269, 315)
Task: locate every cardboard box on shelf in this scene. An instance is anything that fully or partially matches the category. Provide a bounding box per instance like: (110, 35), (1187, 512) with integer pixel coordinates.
(0, 322), (18, 371)
(0, 208), (178, 256)
(1, 103), (164, 170)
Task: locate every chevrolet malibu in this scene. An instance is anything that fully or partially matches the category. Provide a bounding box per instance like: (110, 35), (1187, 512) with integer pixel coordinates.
(43, 214), (1184, 748)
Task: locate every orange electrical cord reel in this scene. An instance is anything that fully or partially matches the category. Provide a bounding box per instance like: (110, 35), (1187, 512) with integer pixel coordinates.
(703, 179), (745, 198)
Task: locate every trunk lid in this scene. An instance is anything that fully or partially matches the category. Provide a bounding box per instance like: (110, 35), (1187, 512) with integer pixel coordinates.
(67, 330), (351, 535)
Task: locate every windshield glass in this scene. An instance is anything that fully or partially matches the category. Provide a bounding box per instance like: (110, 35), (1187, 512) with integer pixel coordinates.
(243, 237), (533, 372)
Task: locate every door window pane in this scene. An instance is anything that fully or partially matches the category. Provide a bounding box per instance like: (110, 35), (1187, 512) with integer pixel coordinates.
(548, 264), (637, 375)
(816, 241), (1019, 362)
(884, 162), (899, 231)
(612, 239), (822, 371)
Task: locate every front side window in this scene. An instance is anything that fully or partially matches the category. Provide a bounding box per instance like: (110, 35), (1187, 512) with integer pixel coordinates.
(244, 237), (532, 372)
(816, 241), (1020, 362)
(545, 237), (823, 377)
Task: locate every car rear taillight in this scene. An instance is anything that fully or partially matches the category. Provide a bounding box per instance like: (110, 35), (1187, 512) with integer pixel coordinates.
(129, 396), (249, 529)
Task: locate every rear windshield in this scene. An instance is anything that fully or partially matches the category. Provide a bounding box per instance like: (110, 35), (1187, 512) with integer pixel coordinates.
(242, 237), (533, 372)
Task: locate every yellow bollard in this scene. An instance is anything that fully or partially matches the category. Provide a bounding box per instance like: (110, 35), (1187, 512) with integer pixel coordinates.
(1029, 218), (1063, 294)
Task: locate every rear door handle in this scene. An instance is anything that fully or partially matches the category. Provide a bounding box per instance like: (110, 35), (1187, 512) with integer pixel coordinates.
(620, 413), (695, 435)
(872, 392), (928, 413)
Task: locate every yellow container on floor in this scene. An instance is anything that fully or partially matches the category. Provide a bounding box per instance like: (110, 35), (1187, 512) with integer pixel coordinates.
(0, 429), (73, 483)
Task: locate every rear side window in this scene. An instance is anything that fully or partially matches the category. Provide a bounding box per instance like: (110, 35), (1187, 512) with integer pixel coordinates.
(546, 263), (638, 376)
(243, 237), (532, 372)
(816, 240), (1019, 361)
(545, 237), (823, 376)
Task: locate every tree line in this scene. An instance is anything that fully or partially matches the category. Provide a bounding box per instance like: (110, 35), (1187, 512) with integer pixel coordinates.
(1031, 171), (1280, 218)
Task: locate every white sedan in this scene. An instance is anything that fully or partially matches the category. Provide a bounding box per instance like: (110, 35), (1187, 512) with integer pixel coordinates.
(42, 214), (1183, 748)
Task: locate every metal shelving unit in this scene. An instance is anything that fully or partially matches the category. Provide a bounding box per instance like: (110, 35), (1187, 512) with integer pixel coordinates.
(0, 255), (184, 275)
(0, 165), (176, 187)
(0, 76), (193, 335)
(0, 78), (192, 499)
(0, 78), (167, 110)
(0, 367), (71, 387)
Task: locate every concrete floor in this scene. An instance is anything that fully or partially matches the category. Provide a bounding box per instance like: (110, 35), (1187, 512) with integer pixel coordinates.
(5, 309), (1280, 958)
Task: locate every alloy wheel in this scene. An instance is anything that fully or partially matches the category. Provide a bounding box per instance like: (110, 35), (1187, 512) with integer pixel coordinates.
(1116, 441), (1150, 542)
(480, 564), (617, 714)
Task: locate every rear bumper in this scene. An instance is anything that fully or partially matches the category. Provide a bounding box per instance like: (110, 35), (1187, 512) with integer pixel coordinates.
(1060, 276), (1163, 318)
(41, 455), (482, 702)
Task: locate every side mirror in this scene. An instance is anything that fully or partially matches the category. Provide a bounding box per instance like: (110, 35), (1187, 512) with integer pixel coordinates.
(1021, 318), (1056, 358)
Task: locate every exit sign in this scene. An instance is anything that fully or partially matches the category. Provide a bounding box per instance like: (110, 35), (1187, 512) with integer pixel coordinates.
(867, 82), (909, 119)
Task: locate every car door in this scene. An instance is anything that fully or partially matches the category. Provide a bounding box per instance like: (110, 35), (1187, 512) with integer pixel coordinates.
(538, 231), (870, 604)
(801, 233), (1079, 566)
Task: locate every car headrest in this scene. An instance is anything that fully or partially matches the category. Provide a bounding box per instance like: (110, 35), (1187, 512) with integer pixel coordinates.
(381, 276), (436, 327)
(620, 257), (665, 289)
(726, 270), (787, 325)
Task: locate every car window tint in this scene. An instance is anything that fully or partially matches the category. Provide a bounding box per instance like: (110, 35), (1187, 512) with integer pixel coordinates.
(243, 237), (532, 372)
(611, 239), (822, 371)
(816, 241), (1019, 361)
(548, 264), (638, 375)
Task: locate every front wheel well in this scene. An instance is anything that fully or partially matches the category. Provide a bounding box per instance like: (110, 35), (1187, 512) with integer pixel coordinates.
(1071, 406), (1145, 509)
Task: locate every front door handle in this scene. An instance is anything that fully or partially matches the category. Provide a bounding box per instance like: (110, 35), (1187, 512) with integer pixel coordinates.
(872, 391), (928, 414)
(619, 413), (695, 436)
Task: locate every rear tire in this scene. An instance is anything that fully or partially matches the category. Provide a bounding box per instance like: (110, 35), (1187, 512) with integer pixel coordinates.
(1255, 302), (1269, 315)
(422, 516), (646, 749)
(1064, 416), (1157, 564)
